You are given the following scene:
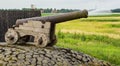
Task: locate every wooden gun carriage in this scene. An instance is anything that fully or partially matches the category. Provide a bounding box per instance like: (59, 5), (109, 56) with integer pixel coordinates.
(5, 10), (88, 47)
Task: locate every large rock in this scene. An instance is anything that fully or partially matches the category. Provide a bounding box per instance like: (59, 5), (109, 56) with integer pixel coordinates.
(0, 43), (111, 66)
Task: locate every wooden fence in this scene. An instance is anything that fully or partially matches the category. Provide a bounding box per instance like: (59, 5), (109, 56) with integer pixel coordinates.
(0, 10), (41, 42)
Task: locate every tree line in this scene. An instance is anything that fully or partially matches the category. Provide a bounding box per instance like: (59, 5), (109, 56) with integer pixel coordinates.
(0, 8), (79, 13)
(22, 8), (79, 13)
(0, 8), (120, 13)
(111, 8), (120, 13)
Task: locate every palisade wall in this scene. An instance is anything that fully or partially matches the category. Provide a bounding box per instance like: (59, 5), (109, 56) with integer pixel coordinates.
(0, 10), (41, 42)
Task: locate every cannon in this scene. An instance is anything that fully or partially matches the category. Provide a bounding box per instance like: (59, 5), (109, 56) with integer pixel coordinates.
(5, 10), (88, 47)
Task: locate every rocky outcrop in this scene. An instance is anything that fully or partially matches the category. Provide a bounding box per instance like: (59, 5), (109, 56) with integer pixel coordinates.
(0, 43), (110, 66)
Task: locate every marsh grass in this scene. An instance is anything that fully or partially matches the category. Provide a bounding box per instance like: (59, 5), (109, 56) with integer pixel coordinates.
(56, 31), (120, 65)
(81, 17), (120, 22)
(89, 13), (120, 17)
(105, 24), (120, 28)
(42, 13), (120, 65)
(55, 15), (120, 66)
(56, 18), (120, 34)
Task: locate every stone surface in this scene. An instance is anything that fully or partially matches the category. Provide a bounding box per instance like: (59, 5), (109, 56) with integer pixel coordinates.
(0, 43), (111, 66)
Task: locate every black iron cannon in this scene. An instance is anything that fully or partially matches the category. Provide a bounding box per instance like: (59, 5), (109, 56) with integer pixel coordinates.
(5, 10), (88, 47)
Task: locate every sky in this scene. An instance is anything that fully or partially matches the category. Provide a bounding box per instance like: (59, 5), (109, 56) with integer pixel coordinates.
(0, 0), (119, 10)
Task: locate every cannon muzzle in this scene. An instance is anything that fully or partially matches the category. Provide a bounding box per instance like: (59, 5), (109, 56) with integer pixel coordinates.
(16, 10), (88, 26)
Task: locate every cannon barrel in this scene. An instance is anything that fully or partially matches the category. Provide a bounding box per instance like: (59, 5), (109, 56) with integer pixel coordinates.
(16, 10), (88, 26)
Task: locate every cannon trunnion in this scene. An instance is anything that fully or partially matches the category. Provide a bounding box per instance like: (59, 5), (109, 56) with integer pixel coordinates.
(5, 10), (88, 47)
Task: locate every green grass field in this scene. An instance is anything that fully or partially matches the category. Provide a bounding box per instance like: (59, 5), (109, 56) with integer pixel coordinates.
(42, 13), (120, 66)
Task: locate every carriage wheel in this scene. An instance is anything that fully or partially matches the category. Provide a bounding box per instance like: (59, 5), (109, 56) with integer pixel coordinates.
(35, 34), (48, 47)
(5, 29), (19, 44)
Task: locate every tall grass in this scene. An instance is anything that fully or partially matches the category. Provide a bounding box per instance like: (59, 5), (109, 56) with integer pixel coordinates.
(89, 13), (120, 17)
(56, 18), (120, 34)
(80, 17), (120, 22)
(56, 31), (120, 65)
(42, 13), (120, 65)
(41, 13), (57, 16)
